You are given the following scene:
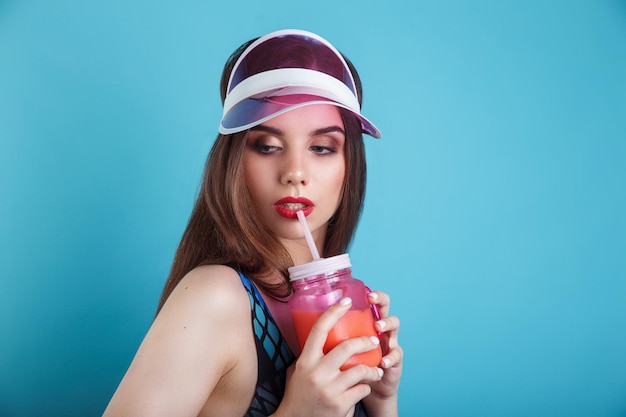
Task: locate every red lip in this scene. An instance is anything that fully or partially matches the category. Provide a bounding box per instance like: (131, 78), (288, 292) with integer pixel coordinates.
(274, 197), (314, 219)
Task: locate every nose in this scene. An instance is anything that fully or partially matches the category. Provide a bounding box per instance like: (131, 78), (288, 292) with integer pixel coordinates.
(279, 152), (308, 186)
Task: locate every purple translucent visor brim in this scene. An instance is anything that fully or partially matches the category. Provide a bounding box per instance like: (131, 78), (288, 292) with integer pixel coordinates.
(220, 94), (381, 138)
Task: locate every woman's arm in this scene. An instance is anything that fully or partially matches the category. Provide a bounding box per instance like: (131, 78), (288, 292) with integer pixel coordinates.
(102, 265), (249, 417)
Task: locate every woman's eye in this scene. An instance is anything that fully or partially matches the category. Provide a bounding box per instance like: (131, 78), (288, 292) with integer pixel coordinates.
(254, 144), (281, 154)
(310, 145), (336, 155)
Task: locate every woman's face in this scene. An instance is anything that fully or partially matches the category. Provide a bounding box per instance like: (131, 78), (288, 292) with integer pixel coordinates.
(243, 104), (346, 258)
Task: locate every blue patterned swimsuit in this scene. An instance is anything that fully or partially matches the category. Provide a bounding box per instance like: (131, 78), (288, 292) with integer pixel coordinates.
(237, 272), (369, 417)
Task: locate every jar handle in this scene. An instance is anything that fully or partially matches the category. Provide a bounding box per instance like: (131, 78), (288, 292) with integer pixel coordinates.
(365, 286), (383, 339)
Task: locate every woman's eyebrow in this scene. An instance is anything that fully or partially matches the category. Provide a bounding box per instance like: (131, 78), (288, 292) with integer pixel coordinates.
(250, 125), (284, 136)
(311, 126), (346, 136)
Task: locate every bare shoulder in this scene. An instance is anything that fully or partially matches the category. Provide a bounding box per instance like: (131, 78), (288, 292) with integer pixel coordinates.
(159, 264), (250, 327)
(103, 265), (254, 417)
(154, 264), (253, 370)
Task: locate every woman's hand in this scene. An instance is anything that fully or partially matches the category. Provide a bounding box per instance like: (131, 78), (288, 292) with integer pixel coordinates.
(362, 290), (402, 417)
(274, 297), (384, 417)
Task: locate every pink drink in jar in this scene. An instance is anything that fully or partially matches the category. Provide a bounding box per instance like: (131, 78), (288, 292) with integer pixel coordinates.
(288, 254), (382, 370)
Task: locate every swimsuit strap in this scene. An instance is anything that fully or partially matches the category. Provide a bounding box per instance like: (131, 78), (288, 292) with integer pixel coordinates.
(238, 273), (294, 371)
(238, 272), (295, 416)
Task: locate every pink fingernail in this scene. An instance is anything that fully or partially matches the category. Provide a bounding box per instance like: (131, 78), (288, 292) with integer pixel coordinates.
(340, 297), (352, 306)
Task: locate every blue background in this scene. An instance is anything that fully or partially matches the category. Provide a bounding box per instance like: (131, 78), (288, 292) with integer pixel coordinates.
(1, 1), (625, 416)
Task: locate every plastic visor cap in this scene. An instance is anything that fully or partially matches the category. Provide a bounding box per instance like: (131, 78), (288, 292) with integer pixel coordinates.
(219, 29), (381, 138)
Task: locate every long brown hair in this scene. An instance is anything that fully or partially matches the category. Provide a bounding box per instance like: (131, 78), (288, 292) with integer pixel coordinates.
(156, 38), (368, 313)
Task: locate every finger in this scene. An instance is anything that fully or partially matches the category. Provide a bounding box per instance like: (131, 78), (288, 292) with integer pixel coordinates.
(381, 345), (404, 370)
(374, 314), (400, 356)
(379, 323), (403, 370)
(341, 381), (374, 408)
(324, 335), (382, 371)
(335, 362), (384, 404)
(375, 315), (400, 334)
(339, 363), (384, 388)
(368, 291), (390, 317)
(300, 297), (352, 357)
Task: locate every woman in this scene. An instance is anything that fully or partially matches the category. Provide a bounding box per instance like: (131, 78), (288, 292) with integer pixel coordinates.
(103, 29), (402, 417)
